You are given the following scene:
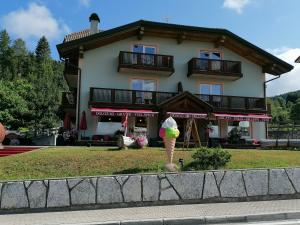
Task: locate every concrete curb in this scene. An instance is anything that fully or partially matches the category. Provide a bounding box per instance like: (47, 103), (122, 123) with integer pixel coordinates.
(57, 211), (300, 225)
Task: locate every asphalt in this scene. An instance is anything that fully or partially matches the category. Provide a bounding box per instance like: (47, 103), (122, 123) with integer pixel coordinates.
(1, 199), (300, 225)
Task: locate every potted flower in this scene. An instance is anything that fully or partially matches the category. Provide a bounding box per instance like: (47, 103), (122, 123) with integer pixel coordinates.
(136, 135), (148, 149)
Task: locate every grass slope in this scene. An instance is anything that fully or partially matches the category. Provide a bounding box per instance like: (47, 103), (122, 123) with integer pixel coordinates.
(1, 147), (300, 181)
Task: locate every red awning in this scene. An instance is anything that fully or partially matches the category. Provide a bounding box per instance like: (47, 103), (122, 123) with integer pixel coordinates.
(167, 112), (207, 119)
(214, 113), (272, 122)
(91, 108), (158, 117)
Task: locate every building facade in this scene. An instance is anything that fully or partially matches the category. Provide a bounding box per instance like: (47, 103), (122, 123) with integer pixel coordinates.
(57, 14), (293, 145)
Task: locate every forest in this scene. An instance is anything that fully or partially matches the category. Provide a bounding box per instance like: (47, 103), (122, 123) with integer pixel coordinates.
(268, 90), (300, 124)
(0, 30), (66, 133)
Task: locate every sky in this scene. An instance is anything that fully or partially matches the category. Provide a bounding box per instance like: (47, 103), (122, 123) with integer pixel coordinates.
(0, 0), (299, 96)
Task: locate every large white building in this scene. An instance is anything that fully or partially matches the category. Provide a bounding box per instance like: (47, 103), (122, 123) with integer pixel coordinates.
(57, 13), (293, 145)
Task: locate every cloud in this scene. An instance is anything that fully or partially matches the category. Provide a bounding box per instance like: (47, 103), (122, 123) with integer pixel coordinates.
(223, 0), (251, 14)
(79, 0), (91, 8)
(266, 48), (300, 97)
(1, 3), (70, 41)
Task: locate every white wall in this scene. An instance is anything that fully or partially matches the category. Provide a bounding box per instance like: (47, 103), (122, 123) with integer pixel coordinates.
(252, 122), (266, 139)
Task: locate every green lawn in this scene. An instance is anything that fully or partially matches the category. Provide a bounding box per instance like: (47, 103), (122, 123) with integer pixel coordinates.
(1, 147), (300, 181)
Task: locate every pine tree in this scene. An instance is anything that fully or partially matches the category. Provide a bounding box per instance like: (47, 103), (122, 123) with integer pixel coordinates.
(0, 30), (14, 80)
(11, 38), (29, 78)
(32, 36), (62, 130)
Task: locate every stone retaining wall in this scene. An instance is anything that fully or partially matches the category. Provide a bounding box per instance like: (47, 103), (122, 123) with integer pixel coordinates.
(1, 168), (300, 212)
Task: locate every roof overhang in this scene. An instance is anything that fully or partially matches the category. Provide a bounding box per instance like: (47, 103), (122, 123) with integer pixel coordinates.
(57, 20), (293, 76)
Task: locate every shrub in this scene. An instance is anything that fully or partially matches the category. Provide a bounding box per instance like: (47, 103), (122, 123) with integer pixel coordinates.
(188, 147), (231, 170)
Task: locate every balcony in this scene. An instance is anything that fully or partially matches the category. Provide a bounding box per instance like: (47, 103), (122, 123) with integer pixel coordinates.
(64, 63), (78, 88)
(90, 88), (176, 109)
(187, 58), (243, 80)
(195, 94), (266, 113)
(89, 88), (266, 113)
(118, 51), (174, 76)
(61, 91), (76, 109)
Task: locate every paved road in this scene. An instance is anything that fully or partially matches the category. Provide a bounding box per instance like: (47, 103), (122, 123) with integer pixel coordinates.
(1, 199), (300, 225)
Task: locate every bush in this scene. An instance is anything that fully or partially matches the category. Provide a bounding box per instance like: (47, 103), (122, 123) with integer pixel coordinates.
(188, 147), (231, 170)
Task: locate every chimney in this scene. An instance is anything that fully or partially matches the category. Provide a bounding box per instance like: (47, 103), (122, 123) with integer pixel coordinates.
(89, 13), (100, 34)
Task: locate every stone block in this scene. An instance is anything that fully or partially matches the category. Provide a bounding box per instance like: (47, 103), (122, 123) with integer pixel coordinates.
(116, 175), (129, 186)
(286, 168), (300, 193)
(70, 179), (96, 205)
(142, 175), (159, 201)
(97, 177), (122, 204)
(67, 178), (83, 189)
(160, 178), (170, 189)
(203, 172), (220, 199)
(24, 181), (31, 188)
(47, 180), (70, 207)
(160, 187), (179, 201)
(243, 170), (268, 196)
(27, 181), (47, 208)
(1, 182), (28, 209)
(269, 169), (296, 195)
(220, 171), (247, 198)
(123, 175), (141, 202)
(213, 171), (225, 187)
(166, 172), (204, 200)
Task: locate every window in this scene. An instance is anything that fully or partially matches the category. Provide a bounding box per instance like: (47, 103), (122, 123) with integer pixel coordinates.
(199, 50), (222, 71)
(132, 44), (156, 65)
(199, 83), (222, 103)
(135, 117), (147, 128)
(96, 116), (122, 136)
(199, 51), (221, 60)
(228, 121), (251, 138)
(131, 79), (157, 104)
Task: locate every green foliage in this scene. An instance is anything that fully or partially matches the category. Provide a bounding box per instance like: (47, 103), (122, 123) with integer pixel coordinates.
(0, 79), (34, 129)
(0, 30), (66, 131)
(290, 100), (300, 122)
(188, 147), (231, 170)
(268, 90), (300, 123)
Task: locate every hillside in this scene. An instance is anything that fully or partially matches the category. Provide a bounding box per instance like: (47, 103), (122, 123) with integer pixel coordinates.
(268, 90), (300, 123)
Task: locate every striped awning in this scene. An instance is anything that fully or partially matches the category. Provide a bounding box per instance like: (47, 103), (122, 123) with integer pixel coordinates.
(167, 112), (208, 119)
(214, 113), (272, 122)
(91, 108), (158, 117)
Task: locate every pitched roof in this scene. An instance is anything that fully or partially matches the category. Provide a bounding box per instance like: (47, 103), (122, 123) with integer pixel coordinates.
(158, 91), (213, 113)
(64, 29), (93, 42)
(57, 20), (293, 75)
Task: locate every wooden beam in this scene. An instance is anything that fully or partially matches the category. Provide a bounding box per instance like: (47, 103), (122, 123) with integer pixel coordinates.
(137, 26), (144, 40)
(79, 46), (84, 58)
(177, 32), (186, 44)
(214, 35), (226, 48)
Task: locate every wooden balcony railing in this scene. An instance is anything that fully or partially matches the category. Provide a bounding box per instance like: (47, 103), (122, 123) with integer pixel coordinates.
(188, 58), (242, 78)
(194, 94), (266, 111)
(89, 88), (266, 112)
(64, 63), (78, 75)
(61, 91), (76, 107)
(90, 88), (177, 106)
(118, 51), (174, 75)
